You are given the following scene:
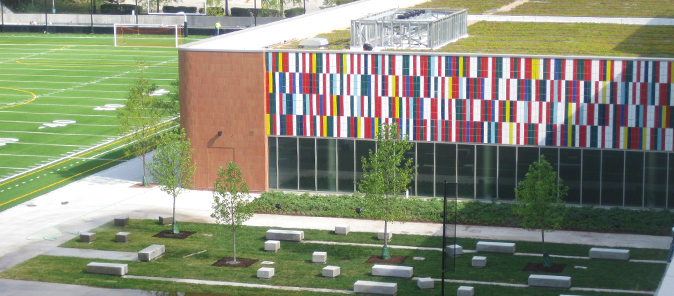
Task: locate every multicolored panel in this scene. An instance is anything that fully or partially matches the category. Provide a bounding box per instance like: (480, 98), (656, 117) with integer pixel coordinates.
(265, 52), (674, 151)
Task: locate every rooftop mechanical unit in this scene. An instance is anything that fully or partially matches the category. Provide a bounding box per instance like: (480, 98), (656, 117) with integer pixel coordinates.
(351, 8), (468, 50)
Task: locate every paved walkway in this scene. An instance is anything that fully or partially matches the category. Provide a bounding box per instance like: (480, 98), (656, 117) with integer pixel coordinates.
(43, 247), (139, 261)
(468, 14), (674, 25)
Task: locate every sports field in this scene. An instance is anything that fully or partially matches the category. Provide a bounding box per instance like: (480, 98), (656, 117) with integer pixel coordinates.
(0, 33), (206, 211)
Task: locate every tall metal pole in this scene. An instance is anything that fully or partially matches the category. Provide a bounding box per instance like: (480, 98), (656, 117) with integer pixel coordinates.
(44, 0), (48, 33)
(1, 0), (4, 33)
(135, 0), (138, 24)
(90, 0), (94, 33)
(441, 180), (447, 296)
(253, 0), (256, 26)
(303, 0), (305, 14)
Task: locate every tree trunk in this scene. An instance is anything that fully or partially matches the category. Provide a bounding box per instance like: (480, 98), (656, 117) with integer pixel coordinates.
(232, 225), (237, 263)
(172, 194), (178, 234)
(384, 193), (389, 248)
(541, 227), (546, 255)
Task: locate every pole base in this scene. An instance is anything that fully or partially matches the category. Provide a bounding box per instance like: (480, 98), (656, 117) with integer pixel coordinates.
(543, 253), (552, 267)
(381, 246), (390, 260)
(142, 176), (148, 186)
(172, 221), (179, 234)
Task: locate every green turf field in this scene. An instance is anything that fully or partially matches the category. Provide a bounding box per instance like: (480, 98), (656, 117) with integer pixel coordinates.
(0, 33), (207, 211)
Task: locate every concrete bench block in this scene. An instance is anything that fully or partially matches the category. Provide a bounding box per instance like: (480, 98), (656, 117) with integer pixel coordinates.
(472, 256), (487, 268)
(313, 251), (327, 264)
(457, 286), (474, 296)
(354, 280), (397, 295)
(264, 240), (281, 252)
(257, 267), (275, 279)
(377, 230), (392, 241)
(528, 274), (572, 288)
(86, 262), (128, 276)
(114, 217), (129, 227)
(115, 232), (130, 243)
(371, 264), (413, 278)
(322, 265), (340, 278)
(266, 229), (304, 242)
(335, 224), (350, 235)
(417, 277), (434, 289)
(159, 216), (173, 225)
(80, 232), (96, 243)
(589, 247), (630, 260)
(445, 244), (463, 258)
(476, 241), (515, 254)
(138, 244), (165, 262)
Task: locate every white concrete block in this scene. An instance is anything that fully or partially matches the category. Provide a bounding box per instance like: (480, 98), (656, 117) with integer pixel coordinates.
(159, 216), (173, 225)
(417, 277), (434, 289)
(86, 262), (128, 276)
(80, 232), (96, 243)
(322, 265), (340, 278)
(371, 264), (413, 278)
(472, 256), (487, 268)
(476, 241), (515, 254)
(115, 232), (130, 243)
(138, 244), (165, 262)
(335, 224), (350, 235)
(589, 247), (630, 260)
(265, 240), (280, 252)
(377, 229), (392, 241)
(266, 229), (304, 242)
(528, 274), (572, 288)
(445, 244), (463, 258)
(114, 217), (128, 227)
(257, 267), (275, 279)
(354, 280), (397, 295)
(312, 251), (327, 264)
(457, 286), (474, 296)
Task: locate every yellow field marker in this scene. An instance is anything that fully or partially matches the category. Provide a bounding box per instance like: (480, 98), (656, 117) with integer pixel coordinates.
(0, 87), (37, 110)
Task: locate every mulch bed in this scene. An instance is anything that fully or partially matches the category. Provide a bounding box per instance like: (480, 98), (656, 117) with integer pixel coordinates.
(153, 230), (195, 239)
(522, 263), (566, 273)
(130, 183), (157, 188)
(365, 255), (408, 264)
(212, 257), (258, 268)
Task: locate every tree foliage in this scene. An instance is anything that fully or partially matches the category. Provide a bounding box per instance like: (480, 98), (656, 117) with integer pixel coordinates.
(211, 162), (254, 264)
(262, 0), (301, 16)
(148, 128), (196, 234)
(118, 65), (179, 186)
(358, 122), (416, 258)
(514, 155), (568, 264)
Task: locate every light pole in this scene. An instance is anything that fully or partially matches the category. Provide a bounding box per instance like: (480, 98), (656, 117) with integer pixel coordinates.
(253, 0), (256, 26)
(303, 0), (305, 14)
(1, 0), (4, 33)
(135, 0), (138, 24)
(44, 0), (48, 33)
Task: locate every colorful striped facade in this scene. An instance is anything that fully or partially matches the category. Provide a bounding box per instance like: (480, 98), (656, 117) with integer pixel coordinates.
(265, 52), (674, 151)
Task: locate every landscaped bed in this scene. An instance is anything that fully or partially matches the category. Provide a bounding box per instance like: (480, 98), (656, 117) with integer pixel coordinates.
(0, 219), (666, 295)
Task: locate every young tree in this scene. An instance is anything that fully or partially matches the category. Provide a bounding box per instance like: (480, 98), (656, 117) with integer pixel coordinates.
(118, 67), (163, 186)
(211, 162), (254, 264)
(148, 128), (196, 234)
(358, 122), (416, 259)
(514, 155), (569, 267)
(262, 0), (301, 16)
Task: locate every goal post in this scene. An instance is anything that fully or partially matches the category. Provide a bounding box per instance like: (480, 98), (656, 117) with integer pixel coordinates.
(113, 24), (183, 47)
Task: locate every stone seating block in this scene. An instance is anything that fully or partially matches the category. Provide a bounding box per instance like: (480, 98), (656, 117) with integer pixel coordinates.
(80, 232), (96, 243)
(417, 277), (434, 289)
(476, 241), (516, 254)
(377, 230), (392, 241)
(528, 274), (572, 288)
(445, 244), (463, 258)
(371, 264), (413, 278)
(257, 267), (275, 279)
(472, 256), (487, 268)
(266, 229), (304, 242)
(138, 244), (165, 262)
(313, 251), (327, 264)
(322, 265), (340, 278)
(335, 225), (350, 235)
(354, 280), (397, 295)
(457, 286), (474, 296)
(114, 217), (129, 227)
(159, 216), (173, 225)
(86, 262), (128, 276)
(115, 232), (130, 243)
(264, 240), (281, 252)
(589, 248), (630, 260)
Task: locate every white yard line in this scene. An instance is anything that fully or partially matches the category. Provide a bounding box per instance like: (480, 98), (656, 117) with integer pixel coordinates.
(0, 131), (114, 137)
(0, 111), (117, 117)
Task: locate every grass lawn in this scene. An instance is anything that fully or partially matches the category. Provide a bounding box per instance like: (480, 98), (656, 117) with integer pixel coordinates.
(500, 0), (674, 18)
(437, 21), (674, 57)
(0, 33), (208, 211)
(412, 0), (514, 15)
(0, 219), (665, 295)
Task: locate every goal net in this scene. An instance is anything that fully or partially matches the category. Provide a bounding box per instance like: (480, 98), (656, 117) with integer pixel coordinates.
(114, 24), (183, 47)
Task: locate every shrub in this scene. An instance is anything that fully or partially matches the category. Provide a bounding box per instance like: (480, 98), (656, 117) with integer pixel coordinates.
(284, 7), (304, 17)
(162, 6), (198, 13)
(250, 191), (674, 235)
(100, 4), (142, 15)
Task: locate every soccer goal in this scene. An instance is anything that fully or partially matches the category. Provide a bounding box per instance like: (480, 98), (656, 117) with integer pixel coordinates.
(114, 24), (183, 47)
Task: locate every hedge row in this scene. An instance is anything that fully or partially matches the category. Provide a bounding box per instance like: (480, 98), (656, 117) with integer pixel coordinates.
(162, 6), (198, 13)
(229, 7), (304, 17)
(250, 191), (674, 236)
(100, 4), (142, 15)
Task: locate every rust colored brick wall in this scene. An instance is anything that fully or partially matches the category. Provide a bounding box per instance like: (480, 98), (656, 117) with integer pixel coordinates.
(179, 50), (267, 192)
